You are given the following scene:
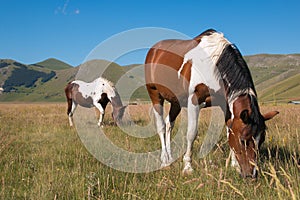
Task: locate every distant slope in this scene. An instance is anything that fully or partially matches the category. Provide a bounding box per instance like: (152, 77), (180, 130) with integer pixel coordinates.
(244, 54), (300, 102)
(258, 73), (300, 103)
(245, 54), (300, 85)
(0, 59), (77, 102)
(76, 59), (124, 82)
(33, 58), (72, 70)
(75, 60), (149, 101)
(0, 54), (299, 103)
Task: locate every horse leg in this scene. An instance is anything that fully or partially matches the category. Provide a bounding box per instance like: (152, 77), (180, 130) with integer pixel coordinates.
(183, 95), (201, 175)
(99, 112), (105, 126)
(94, 102), (105, 127)
(153, 102), (172, 167)
(68, 101), (77, 127)
(165, 102), (181, 164)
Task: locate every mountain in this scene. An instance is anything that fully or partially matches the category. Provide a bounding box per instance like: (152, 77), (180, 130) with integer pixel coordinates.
(0, 58), (147, 102)
(32, 58), (73, 70)
(0, 54), (299, 103)
(0, 58), (77, 102)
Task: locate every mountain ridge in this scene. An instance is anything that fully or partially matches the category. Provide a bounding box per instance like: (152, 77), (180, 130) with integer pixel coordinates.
(0, 54), (299, 103)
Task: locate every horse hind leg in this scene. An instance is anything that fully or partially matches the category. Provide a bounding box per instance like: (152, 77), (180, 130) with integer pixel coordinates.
(152, 103), (171, 167)
(165, 102), (181, 164)
(68, 100), (77, 127)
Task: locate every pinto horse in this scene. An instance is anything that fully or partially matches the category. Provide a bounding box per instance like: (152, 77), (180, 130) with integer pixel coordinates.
(65, 77), (126, 127)
(145, 29), (278, 178)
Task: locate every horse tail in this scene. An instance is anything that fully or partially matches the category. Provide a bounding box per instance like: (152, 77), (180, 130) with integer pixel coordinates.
(65, 82), (74, 115)
(65, 82), (74, 99)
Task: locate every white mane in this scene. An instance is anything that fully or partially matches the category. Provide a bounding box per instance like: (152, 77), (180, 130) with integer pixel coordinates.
(198, 32), (230, 65)
(96, 77), (115, 88)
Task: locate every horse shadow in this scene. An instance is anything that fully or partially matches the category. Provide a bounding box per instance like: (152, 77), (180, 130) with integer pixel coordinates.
(259, 145), (300, 166)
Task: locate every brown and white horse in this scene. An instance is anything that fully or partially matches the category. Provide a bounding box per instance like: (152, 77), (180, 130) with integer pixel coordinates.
(145, 29), (278, 178)
(65, 77), (126, 127)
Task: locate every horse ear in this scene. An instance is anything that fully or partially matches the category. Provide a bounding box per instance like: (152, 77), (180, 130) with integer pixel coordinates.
(263, 111), (279, 121)
(240, 109), (249, 124)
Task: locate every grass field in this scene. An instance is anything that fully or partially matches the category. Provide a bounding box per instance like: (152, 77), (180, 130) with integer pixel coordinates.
(0, 103), (299, 199)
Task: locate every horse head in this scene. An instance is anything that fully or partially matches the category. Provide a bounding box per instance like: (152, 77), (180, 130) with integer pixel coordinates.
(111, 105), (127, 124)
(226, 94), (278, 178)
(110, 91), (126, 124)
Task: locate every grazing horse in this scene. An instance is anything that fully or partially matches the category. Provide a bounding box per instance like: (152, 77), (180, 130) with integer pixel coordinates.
(65, 77), (126, 127)
(145, 29), (278, 178)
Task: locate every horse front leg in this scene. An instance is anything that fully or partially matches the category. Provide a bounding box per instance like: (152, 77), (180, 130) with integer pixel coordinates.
(94, 102), (105, 127)
(183, 95), (200, 175)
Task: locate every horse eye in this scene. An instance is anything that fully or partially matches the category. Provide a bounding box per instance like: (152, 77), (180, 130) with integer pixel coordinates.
(102, 84), (105, 86)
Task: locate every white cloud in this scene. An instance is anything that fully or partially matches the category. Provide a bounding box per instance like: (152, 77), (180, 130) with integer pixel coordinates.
(55, 0), (80, 15)
(74, 9), (80, 15)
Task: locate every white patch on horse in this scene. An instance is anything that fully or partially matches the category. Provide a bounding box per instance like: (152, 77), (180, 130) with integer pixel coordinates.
(72, 77), (116, 101)
(178, 32), (230, 93)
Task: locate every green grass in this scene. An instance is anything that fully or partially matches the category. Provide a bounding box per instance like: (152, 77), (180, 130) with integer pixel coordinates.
(0, 103), (299, 199)
(258, 73), (300, 103)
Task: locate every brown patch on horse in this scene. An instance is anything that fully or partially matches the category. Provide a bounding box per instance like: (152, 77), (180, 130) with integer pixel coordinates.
(65, 82), (94, 107)
(65, 82), (74, 115)
(73, 84), (93, 107)
(191, 83), (210, 105)
(145, 39), (199, 108)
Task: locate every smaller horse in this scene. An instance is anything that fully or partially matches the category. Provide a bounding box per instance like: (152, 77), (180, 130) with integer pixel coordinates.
(65, 77), (126, 127)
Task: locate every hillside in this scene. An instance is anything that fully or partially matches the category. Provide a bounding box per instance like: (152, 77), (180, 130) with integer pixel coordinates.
(245, 54), (300, 102)
(0, 54), (299, 103)
(33, 58), (73, 70)
(0, 59), (147, 102)
(0, 59), (77, 102)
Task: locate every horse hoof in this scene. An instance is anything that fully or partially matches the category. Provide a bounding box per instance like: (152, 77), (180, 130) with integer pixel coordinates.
(160, 165), (171, 170)
(182, 164), (194, 176)
(182, 168), (193, 176)
(160, 162), (171, 168)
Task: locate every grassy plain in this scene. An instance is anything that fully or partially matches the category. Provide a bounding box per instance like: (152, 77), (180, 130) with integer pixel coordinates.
(0, 103), (299, 199)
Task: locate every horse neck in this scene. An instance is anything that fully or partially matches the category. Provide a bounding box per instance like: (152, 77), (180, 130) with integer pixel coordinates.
(110, 91), (123, 109)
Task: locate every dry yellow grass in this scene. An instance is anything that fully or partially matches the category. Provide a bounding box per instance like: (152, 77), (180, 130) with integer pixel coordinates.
(0, 103), (299, 199)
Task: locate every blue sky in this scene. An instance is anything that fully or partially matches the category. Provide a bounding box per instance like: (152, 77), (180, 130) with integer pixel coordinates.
(1, 0), (300, 66)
